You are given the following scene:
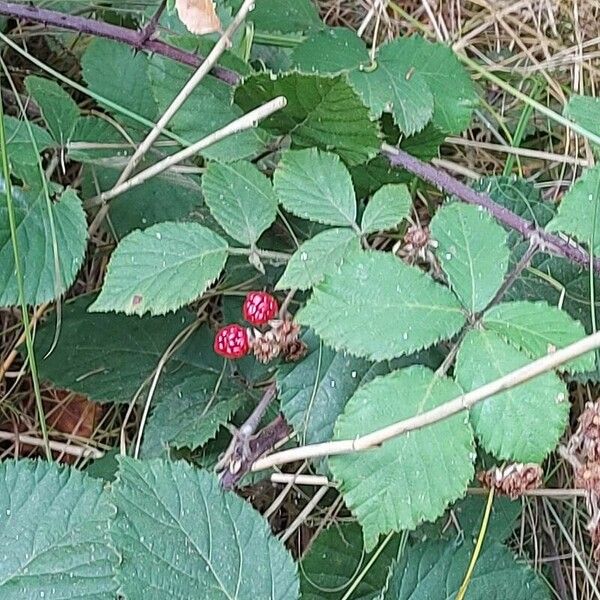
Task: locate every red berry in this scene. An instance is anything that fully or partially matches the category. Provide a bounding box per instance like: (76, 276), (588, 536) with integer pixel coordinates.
(214, 324), (250, 359)
(242, 291), (278, 325)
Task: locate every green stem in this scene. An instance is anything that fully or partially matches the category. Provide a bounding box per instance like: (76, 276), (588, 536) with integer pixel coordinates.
(0, 79), (51, 461)
(459, 54), (600, 147)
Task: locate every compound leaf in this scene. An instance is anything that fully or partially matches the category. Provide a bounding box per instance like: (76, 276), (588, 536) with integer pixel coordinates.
(0, 187), (87, 307)
(361, 184), (412, 234)
(235, 72), (380, 165)
(431, 203), (510, 313)
(90, 222), (228, 316)
(274, 148), (357, 226)
(456, 329), (569, 462)
(330, 366), (474, 551)
(298, 250), (465, 360)
(483, 301), (594, 373)
(202, 160), (277, 245)
(276, 228), (360, 291)
(110, 458), (299, 599)
(0, 460), (117, 599)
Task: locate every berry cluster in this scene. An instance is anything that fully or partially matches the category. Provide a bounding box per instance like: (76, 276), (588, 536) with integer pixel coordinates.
(214, 291), (279, 359)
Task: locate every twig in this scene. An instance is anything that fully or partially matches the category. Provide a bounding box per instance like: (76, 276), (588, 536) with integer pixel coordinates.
(0, 1), (239, 85)
(116, 0), (256, 184)
(279, 485), (329, 543)
(270, 473), (334, 486)
(0, 430), (103, 459)
(88, 96), (287, 233)
(252, 328), (600, 472)
(382, 143), (600, 274)
(0, 302), (48, 382)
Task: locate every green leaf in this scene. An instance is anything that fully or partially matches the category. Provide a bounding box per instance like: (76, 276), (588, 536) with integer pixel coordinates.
(82, 165), (200, 237)
(298, 250), (465, 360)
(274, 148), (357, 226)
(396, 37), (477, 134)
(235, 73), (380, 165)
(546, 165), (600, 252)
(483, 301), (594, 373)
(290, 28), (370, 74)
(430, 203), (510, 313)
(300, 523), (400, 600)
(202, 160), (277, 245)
(348, 41), (434, 135)
(456, 329), (569, 462)
(35, 296), (223, 403)
(141, 376), (247, 457)
(148, 57), (265, 162)
(90, 222), (228, 316)
(4, 116), (54, 186)
(473, 177), (555, 247)
(381, 540), (549, 600)
(0, 187), (87, 306)
(361, 184), (412, 234)
(25, 75), (79, 143)
(111, 458), (299, 599)
(82, 38), (158, 121)
(276, 228), (360, 290)
(330, 366), (474, 551)
(565, 95), (600, 142)
(277, 330), (374, 446)
(0, 460), (117, 599)
(245, 0), (322, 33)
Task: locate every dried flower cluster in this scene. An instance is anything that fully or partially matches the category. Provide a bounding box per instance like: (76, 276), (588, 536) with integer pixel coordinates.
(250, 318), (306, 364)
(565, 401), (600, 560)
(477, 463), (543, 499)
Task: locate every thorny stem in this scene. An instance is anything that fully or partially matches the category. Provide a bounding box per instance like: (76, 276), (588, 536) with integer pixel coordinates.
(382, 144), (600, 275)
(219, 414), (290, 490)
(137, 0), (166, 45)
(0, 1), (239, 85)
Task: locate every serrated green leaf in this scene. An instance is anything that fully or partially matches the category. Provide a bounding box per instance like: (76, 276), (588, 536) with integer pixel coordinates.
(0, 460), (117, 599)
(565, 95), (600, 143)
(546, 165), (600, 252)
(361, 184), (412, 234)
(291, 28), (370, 74)
(298, 250), (465, 360)
(35, 296), (223, 403)
(330, 366), (474, 551)
(141, 375), (247, 457)
(349, 41), (434, 135)
(90, 222), (228, 316)
(148, 57), (265, 161)
(111, 458), (299, 599)
(300, 523), (400, 600)
(483, 300), (594, 373)
(25, 75), (79, 143)
(202, 160), (277, 244)
(82, 38), (158, 121)
(83, 164), (200, 236)
(0, 187), (87, 306)
(431, 203), (510, 313)
(396, 37), (477, 133)
(235, 73), (380, 165)
(245, 0), (323, 33)
(276, 228), (360, 290)
(274, 148), (357, 226)
(4, 115), (54, 186)
(456, 329), (569, 462)
(381, 539), (549, 600)
(277, 330), (373, 446)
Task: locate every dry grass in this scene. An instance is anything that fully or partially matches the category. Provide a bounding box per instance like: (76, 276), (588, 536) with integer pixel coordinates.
(2, 0), (600, 595)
